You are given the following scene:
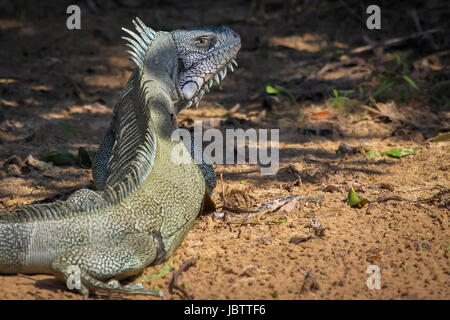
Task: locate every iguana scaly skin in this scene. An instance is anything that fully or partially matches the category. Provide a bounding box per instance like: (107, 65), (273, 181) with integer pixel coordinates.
(0, 18), (241, 297)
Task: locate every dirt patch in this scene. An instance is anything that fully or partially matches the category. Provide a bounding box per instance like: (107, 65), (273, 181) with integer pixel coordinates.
(0, 1), (448, 300)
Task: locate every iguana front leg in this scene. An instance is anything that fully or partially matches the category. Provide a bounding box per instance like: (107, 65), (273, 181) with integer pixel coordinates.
(190, 139), (216, 196)
(51, 232), (164, 298)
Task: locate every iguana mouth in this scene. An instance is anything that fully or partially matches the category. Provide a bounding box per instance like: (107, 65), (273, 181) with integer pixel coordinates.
(179, 56), (239, 110)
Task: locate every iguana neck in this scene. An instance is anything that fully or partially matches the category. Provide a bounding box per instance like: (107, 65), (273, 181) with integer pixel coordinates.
(140, 31), (179, 140)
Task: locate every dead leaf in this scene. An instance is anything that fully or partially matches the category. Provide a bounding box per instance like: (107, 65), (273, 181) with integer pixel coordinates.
(301, 270), (320, 293)
(362, 102), (440, 129)
(225, 189), (258, 208)
(337, 143), (371, 155)
(379, 183), (395, 192)
(289, 235), (312, 244)
(353, 145), (371, 154)
(402, 97), (429, 109)
(228, 103), (241, 114)
(310, 111), (333, 121)
(322, 184), (342, 192)
(366, 247), (383, 263)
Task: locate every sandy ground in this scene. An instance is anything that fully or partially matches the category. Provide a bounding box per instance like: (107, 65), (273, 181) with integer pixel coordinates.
(0, 0), (448, 299)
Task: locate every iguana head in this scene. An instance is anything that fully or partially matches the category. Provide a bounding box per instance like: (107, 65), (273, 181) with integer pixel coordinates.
(171, 27), (241, 110)
(122, 18), (241, 112)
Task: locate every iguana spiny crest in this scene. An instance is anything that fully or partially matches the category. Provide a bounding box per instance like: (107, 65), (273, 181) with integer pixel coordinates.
(0, 19), (241, 298)
(122, 17), (241, 112)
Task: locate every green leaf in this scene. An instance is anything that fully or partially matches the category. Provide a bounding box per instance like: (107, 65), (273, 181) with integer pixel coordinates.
(151, 262), (173, 280)
(347, 186), (368, 208)
(403, 75), (419, 90)
(277, 85), (297, 105)
(365, 148), (379, 159)
(267, 218), (287, 225)
(139, 262), (173, 284)
(214, 102), (226, 110)
(340, 90), (354, 97)
(76, 147), (92, 169)
(347, 186), (360, 207)
(358, 86), (364, 100)
(372, 79), (393, 98)
(395, 53), (402, 66)
(266, 85), (279, 95)
(277, 166), (289, 174)
(381, 147), (420, 158)
(36, 160), (51, 170)
(40, 150), (75, 166)
(266, 85), (297, 106)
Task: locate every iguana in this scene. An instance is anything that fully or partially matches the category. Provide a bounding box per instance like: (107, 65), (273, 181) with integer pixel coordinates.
(0, 18), (241, 298)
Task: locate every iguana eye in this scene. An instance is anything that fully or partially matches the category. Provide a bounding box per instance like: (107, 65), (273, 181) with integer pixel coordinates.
(196, 37), (209, 45)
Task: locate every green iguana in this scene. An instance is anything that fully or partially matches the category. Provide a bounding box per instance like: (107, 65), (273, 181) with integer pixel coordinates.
(0, 18), (241, 298)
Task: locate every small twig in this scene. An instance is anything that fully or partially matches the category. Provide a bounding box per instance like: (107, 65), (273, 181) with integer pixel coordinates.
(259, 195), (323, 211)
(418, 189), (450, 204)
(316, 58), (365, 77)
(397, 184), (448, 193)
(350, 28), (442, 54)
(169, 258), (198, 299)
(227, 221), (262, 226)
(86, 0), (99, 13)
(409, 9), (423, 33)
(17, 274), (38, 281)
(372, 195), (414, 203)
(217, 205), (259, 214)
(339, 0), (365, 24)
(409, 9), (438, 50)
(220, 195), (323, 222)
(371, 189), (449, 204)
